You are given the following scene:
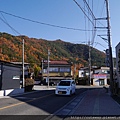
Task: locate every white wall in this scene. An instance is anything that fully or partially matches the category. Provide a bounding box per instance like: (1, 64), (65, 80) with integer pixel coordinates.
(79, 70), (84, 77)
(93, 79), (100, 86)
(93, 78), (107, 86)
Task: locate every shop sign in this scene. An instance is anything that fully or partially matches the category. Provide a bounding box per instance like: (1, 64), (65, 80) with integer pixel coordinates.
(93, 74), (107, 79)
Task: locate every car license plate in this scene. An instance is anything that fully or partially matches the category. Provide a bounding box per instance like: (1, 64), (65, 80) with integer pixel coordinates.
(58, 91), (62, 94)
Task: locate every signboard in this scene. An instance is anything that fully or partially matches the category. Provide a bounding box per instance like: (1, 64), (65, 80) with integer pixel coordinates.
(93, 74), (107, 79)
(13, 76), (20, 80)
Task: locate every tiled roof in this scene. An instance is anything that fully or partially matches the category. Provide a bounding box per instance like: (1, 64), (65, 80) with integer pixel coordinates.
(43, 60), (70, 65)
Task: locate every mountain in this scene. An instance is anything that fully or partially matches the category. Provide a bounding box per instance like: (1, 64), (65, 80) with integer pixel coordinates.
(0, 32), (106, 67)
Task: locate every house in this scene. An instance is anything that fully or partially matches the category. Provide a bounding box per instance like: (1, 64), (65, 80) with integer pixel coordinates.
(78, 67), (94, 85)
(11, 62), (31, 78)
(115, 42), (120, 94)
(42, 60), (72, 83)
(92, 67), (110, 86)
(79, 67), (93, 78)
(78, 66), (112, 86)
(0, 60), (21, 96)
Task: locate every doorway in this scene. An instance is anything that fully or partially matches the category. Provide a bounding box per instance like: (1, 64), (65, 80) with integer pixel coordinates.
(99, 79), (104, 86)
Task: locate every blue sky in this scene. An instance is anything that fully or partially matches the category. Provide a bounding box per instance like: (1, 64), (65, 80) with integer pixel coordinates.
(0, 0), (119, 57)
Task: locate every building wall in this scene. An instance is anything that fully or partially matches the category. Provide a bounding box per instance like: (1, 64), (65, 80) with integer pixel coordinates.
(78, 70), (84, 78)
(42, 61), (72, 80)
(94, 69), (101, 74)
(116, 42), (120, 88)
(0, 63), (21, 90)
(93, 78), (107, 86)
(92, 74), (108, 86)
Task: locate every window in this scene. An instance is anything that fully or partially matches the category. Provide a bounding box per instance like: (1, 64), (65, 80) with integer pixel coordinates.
(43, 67), (59, 73)
(59, 81), (71, 86)
(43, 69), (47, 73)
(49, 67), (58, 72)
(72, 81), (75, 85)
(60, 68), (70, 72)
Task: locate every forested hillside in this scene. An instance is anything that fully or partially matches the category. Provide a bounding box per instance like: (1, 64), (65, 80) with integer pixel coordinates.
(0, 32), (106, 68)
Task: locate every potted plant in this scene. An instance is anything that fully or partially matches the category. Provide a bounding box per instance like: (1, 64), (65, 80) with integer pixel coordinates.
(25, 78), (34, 92)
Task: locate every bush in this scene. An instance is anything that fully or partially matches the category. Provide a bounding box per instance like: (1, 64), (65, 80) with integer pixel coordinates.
(25, 78), (34, 92)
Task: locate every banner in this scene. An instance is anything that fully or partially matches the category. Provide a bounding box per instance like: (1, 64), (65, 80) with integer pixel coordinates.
(93, 74), (107, 79)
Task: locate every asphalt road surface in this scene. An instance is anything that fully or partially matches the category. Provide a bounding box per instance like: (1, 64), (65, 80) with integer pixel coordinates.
(0, 87), (87, 117)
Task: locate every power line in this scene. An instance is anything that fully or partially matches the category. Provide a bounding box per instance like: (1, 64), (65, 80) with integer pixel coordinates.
(73, 0), (95, 27)
(0, 12), (16, 35)
(82, 0), (96, 46)
(0, 10), (95, 32)
(73, 0), (97, 47)
(0, 16), (21, 35)
(96, 0), (107, 28)
(83, 0), (96, 19)
(91, 0), (97, 46)
(84, 1), (87, 42)
(94, 42), (107, 49)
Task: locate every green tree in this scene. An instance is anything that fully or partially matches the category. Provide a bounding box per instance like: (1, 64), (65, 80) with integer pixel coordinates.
(33, 64), (41, 77)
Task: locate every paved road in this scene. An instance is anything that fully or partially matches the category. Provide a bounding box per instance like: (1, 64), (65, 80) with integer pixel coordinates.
(0, 86), (87, 117)
(45, 87), (120, 120)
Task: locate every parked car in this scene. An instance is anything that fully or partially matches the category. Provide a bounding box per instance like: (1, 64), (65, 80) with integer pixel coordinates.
(55, 79), (76, 96)
(49, 81), (56, 86)
(39, 81), (55, 86)
(39, 81), (47, 85)
(20, 79), (23, 85)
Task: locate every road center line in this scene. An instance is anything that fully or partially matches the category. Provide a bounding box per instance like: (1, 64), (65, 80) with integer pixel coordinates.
(0, 93), (53, 111)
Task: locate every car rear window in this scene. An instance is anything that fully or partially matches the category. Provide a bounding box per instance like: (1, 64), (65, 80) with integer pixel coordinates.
(58, 81), (71, 86)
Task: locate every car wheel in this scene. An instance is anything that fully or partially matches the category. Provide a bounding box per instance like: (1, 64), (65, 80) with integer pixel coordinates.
(55, 94), (58, 96)
(69, 90), (72, 96)
(73, 91), (76, 95)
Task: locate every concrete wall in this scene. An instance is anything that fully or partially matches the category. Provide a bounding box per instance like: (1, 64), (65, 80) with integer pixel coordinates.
(0, 88), (24, 96)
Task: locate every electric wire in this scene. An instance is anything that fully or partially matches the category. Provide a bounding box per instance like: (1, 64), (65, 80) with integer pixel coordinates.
(73, 0), (95, 27)
(91, 0), (97, 46)
(84, 1), (87, 43)
(0, 16), (21, 35)
(1, 12), (14, 34)
(0, 10), (94, 32)
(83, 0), (96, 46)
(96, 0), (106, 28)
(0, 1), (108, 49)
(0, 13), (87, 46)
(83, 0), (96, 19)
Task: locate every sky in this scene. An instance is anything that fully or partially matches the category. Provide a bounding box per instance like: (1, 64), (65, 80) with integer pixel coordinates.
(0, 0), (119, 57)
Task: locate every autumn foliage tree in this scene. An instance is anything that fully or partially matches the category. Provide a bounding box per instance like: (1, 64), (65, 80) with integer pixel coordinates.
(0, 32), (106, 78)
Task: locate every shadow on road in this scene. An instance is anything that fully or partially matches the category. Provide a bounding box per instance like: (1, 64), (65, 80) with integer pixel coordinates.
(0, 86), (116, 119)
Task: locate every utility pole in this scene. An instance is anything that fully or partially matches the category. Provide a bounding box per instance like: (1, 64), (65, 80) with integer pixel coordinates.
(0, 63), (3, 90)
(105, 0), (114, 95)
(42, 58), (43, 80)
(47, 49), (50, 88)
(88, 41), (91, 85)
(74, 63), (76, 80)
(22, 39), (25, 89)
